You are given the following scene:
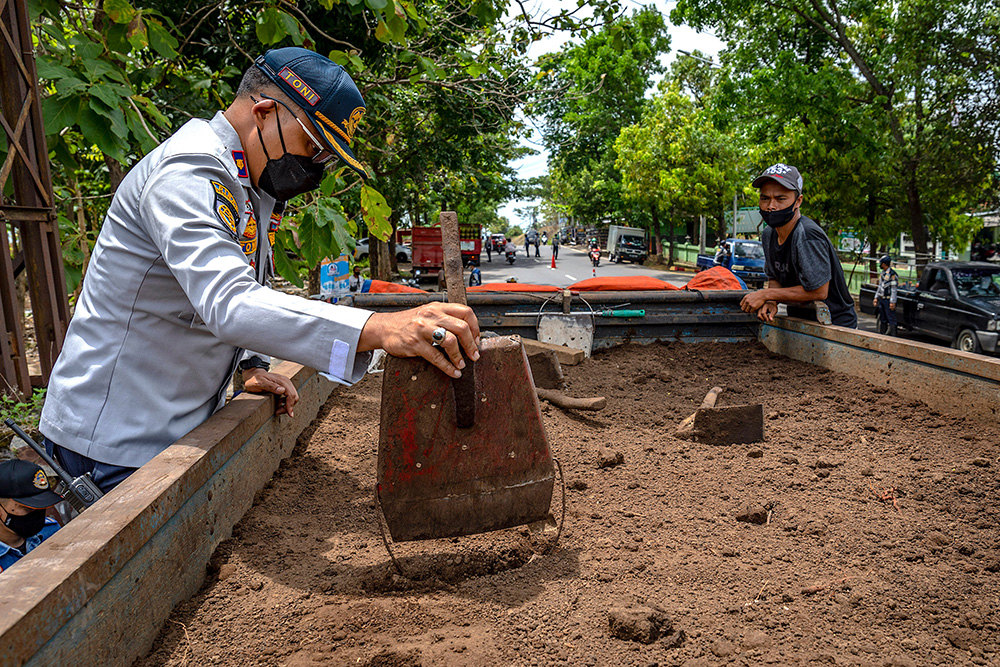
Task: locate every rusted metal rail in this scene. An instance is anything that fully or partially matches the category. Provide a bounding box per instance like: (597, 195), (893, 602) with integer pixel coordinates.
(0, 0), (69, 397)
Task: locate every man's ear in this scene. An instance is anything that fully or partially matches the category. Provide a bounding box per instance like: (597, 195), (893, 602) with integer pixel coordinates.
(251, 98), (277, 129)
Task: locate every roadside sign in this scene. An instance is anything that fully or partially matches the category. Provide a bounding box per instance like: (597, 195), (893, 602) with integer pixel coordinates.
(724, 207), (762, 236)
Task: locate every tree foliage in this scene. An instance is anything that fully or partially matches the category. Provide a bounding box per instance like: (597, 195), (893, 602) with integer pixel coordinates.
(530, 6), (671, 227)
(672, 0), (1000, 267)
(24, 0), (627, 290)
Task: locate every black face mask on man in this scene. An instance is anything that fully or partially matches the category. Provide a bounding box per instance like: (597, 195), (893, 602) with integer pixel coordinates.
(256, 103), (325, 202)
(759, 201), (797, 228)
(2, 505), (46, 539)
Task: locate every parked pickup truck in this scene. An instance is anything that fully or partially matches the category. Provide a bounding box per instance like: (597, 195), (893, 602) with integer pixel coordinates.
(696, 239), (767, 288)
(859, 261), (1000, 354)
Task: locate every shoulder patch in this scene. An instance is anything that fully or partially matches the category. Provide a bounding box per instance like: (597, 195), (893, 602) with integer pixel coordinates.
(241, 236), (258, 256)
(244, 213), (257, 240)
(232, 150), (248, 179)
(211, 180), (239, 237)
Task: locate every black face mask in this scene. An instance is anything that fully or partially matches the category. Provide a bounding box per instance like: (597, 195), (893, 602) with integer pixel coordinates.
(760, 201), (797, 228)
(2, 506), (46, 539)
(256, 114), (325, 202)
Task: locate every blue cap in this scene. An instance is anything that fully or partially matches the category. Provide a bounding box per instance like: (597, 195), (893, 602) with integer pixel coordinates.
(255, 47), (368, 178)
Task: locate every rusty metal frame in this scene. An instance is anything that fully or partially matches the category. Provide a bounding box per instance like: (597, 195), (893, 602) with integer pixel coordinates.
(0, 0), (68, 398)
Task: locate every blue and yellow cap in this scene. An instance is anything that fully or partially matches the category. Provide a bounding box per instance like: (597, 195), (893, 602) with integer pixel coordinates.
(255, 47), (368, 178)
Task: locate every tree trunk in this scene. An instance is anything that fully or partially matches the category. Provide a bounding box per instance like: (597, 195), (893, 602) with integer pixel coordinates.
(307, 264), (321, 297)
(667, 212), (675, 268)
(904, 161), (929, 277)
(651, 206), (662, 262)
(388, 211), (399, 276)
(103, 155), (126, 194)
(369, 232), (391, 282)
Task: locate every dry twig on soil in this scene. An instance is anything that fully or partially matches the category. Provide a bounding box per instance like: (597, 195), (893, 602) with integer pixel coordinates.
(868, 481), (901, 512)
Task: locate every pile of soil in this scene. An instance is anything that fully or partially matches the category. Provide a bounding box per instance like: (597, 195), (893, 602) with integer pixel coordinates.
(139, 341), (1000, 667)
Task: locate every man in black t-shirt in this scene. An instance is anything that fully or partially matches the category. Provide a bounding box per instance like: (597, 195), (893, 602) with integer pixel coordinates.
(739, 164), (857, 328)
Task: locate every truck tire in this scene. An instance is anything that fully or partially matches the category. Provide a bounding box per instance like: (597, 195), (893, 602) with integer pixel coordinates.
(358, 253), (369, 262)
(396, 252), (408, 262)
(953, 329), (981, 354)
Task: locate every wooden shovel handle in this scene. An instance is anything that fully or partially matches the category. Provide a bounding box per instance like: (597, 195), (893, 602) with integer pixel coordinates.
(440, 211), (475, 428)
(700, 386), (724, 410)
(536, 388), (606, 411)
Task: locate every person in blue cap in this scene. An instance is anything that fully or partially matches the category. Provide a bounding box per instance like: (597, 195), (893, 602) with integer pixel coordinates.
(39, 48), (481, 493)
(873, 255), (899, 336)
(0, 460), (62, 573)
(740, 163), (857, 328)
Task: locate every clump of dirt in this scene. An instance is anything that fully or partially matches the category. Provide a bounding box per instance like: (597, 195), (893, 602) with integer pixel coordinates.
(139, 341), (1000, 667)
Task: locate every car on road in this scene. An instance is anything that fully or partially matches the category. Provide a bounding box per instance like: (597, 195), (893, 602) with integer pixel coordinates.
(354, 239), (412, 263)
(859, 261), (1000, 355)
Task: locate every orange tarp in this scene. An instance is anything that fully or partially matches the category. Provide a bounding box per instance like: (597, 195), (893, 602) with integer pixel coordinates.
(366, 280), (426, 294)
(684, 266), (745, 291)
(568, 275), (680, 291)
(468, 283), (562, 293)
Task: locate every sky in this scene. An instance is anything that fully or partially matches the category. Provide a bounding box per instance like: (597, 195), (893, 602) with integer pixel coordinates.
(496, 0), (725, 231)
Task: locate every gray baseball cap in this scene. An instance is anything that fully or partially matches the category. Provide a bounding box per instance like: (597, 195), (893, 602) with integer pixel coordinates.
(752, 163), (803, 195)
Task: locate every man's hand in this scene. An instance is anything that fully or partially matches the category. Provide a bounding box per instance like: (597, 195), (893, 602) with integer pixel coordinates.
(873, 297), (878, 307)
(757, 301), (778, 322)
(242, 369), (298, 418)
(740, 289), (772, 314)
(359, 302), (481, 378)
(889, 302), (896, 311)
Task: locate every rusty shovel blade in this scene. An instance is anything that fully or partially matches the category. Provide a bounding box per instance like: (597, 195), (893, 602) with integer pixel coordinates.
(692, 404), (765, 445)
(377, 335), (555, 542)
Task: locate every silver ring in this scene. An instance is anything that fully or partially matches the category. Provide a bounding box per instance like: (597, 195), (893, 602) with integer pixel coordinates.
(431, 327), (447, 344)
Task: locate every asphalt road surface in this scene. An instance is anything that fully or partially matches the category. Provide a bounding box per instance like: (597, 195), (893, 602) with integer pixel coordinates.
(471, 244), (689, 288)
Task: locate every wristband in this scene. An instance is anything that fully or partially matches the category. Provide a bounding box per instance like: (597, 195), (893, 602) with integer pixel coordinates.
(238, 356), (269, 373)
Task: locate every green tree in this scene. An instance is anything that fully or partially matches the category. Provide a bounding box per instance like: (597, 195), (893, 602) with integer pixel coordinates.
(531, 6), (671, 228)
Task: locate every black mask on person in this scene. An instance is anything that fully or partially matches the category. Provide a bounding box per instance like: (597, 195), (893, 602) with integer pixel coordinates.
(759, 201), (797, 228)
(256, 114), (324, 202)
(2, 506), (45, 539)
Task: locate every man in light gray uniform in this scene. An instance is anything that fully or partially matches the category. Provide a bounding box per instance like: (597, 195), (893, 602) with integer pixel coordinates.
(40, 48), (479, 491)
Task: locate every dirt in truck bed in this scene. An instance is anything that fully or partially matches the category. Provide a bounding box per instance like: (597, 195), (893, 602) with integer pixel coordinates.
(139, 341), (1000, 667)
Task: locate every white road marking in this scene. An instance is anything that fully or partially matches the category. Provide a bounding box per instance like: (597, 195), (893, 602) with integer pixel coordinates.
(565, 274), (577, 280)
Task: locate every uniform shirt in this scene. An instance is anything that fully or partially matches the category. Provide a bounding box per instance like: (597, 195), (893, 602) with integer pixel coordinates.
(41, 112), (373, 468)
(762, 215), (858, 328)
(0, 518), (60, 574)
(875, 267), (899, 304)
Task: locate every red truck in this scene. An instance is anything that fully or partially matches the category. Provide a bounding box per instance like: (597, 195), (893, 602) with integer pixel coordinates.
(411, 224), (481, 275)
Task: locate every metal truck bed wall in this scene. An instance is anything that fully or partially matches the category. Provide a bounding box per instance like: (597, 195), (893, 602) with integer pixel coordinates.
(1, 291), (997, 667)
(0, 362), (334, 667)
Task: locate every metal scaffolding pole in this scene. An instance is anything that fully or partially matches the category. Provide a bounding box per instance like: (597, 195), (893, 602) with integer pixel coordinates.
(0, 0), (68, 398)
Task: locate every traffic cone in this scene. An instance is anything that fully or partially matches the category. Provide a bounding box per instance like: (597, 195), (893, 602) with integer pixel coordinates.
(550, 252), (556, 269)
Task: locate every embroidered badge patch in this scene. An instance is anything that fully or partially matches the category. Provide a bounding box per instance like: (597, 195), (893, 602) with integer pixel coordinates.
(241, 236), (258, 256)
(244, 213), (257, 240)
(268, 212), (282, 247)
(232, 150), (248, 178)
(33, 469), (48, 490)
(211, 180), (239, 237)
(278, 66), (320, 106)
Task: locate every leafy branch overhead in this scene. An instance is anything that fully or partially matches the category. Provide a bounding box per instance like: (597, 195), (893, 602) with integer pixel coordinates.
(28, 0), (630, 288)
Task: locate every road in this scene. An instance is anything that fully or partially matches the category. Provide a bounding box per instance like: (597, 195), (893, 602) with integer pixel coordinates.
(468, 244), (690, 288)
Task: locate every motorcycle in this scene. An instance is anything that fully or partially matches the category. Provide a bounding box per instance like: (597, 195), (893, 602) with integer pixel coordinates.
(505, 250), (516, 264)
(589, 247), (601, 267)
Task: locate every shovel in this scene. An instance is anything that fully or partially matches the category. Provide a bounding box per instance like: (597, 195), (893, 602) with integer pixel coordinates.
(376, 211), (556, 542)
(675, 386), (764, 445)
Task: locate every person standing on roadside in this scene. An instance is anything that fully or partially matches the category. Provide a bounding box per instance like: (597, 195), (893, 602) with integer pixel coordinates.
(739, 164), (857, 328)
(873, 255), (899, 336)
(552, 233), (560, 260)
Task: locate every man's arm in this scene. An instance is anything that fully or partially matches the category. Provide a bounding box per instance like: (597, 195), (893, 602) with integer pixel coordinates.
(740, 279), (830, 319)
